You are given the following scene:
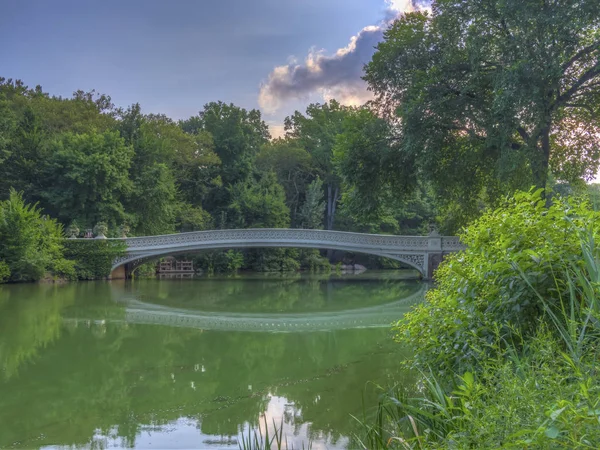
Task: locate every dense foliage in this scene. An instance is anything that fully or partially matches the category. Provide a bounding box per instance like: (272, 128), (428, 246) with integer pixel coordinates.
(62, 240), (127, 280)
(335, 0), (600, 230)
(361, 190), (600, 448)
(0, 78), (440, 279)
(0, 190), (74, 282)
(397, 189), (600, 373)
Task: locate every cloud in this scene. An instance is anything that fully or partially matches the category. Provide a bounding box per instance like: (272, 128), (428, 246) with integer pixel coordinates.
(258, 1), (423, 113)
(268, 123), (286, 139)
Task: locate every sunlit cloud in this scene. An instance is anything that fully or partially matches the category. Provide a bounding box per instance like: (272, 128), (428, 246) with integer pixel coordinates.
(258, 1), (425, 113)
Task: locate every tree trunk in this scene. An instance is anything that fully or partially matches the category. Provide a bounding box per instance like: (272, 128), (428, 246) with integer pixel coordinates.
(326, 184), (340, 260)
(325, 184), (340, 230)
(535, 127), (551, 197)
(326, 184), (333, 230)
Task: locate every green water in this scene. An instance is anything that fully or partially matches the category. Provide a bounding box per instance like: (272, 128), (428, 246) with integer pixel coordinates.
(0, 272), (423, 449)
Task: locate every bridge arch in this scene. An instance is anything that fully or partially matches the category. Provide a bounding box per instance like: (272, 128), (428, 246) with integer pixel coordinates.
(104, 229), (464, 279)
(113, 243), (426, 275)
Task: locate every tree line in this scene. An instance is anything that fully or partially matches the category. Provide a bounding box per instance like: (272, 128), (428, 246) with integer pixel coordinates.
(1, 0), (599, 281)
(0, 79), (436, 281)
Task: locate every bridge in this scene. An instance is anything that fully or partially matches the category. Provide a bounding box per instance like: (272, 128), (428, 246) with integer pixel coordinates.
(106, 229), (464, 279)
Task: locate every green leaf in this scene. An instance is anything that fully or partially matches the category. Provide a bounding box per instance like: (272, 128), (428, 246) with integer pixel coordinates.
(544, 426), (560, 439)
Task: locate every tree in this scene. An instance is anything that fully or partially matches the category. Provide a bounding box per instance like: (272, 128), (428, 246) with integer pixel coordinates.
(175, 203), (213, 232)
(334, 107), (416, 224)
(284, 100), (353, 230)
(40, 131), (133, 229)
(0, 107), (48, 203)
(0, 93), (15, 166)
(227, 172), (290, 229)
(181, 102), (270, 187)
(364, 2), (600, 223)
(171, 129), (221, 208)
(117, 110), (219, 234)
(298, 177), (325, 229)
(256, 138), (314, 225)
(129, 162), (177, 235)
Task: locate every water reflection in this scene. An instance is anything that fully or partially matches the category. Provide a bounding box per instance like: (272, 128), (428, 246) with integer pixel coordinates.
(0, 274), (422, 449)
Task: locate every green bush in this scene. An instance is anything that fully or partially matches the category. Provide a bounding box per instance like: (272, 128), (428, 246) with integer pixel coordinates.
(63, 239), (126, 280)
(0, 261), (9, 283)
(359, 328), (600, 449)
(193, 249), (244, 274)
(246, 248), (301, 272)
(358, 206), (600, 449)
(396, 189), (600, 374)
(0, 189), (75, 282)
(132, 261), (157, 278)
(300, 249), (331, 272)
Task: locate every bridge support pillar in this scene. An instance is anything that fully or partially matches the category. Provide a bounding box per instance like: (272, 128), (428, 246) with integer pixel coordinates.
(110, 264), (132, 280)
(425, 252), (444, 279)
(425, 234), (444, 279)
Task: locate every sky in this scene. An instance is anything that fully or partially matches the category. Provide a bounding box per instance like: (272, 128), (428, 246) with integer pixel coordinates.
(1, 0), (420, 136)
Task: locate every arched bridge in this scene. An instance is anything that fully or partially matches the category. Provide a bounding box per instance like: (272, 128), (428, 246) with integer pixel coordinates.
(105, 229), (464, 279)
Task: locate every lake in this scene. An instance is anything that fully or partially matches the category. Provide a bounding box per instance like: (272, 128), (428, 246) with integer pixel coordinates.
(0, 272), (423, 449)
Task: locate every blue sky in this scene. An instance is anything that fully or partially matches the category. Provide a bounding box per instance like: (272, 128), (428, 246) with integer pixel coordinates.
(1, 0), (415, 133)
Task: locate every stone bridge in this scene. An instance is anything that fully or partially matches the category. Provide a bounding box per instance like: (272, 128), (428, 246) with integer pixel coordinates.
(107, 229), (464, 279)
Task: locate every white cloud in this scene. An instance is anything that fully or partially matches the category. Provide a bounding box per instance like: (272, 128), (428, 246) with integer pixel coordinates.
(386, 0), (416, 13)
(258, 1), (423, 113)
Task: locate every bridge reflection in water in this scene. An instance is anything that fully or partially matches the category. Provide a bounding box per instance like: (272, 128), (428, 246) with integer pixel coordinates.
(0, 274), (425, 449)
(65, 283), (426, 333)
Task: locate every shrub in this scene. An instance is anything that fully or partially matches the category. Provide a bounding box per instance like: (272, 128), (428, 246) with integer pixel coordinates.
(359, 329), (600, 449)
(63, 239), (126, 280)
(300, 249), (331, 272)
(245, 248), (300, 272)
(396, 189), (600, 374)
(193, 249), (244, 274)
(358, 227), (600, 449)
(0, 189), (74, 282)
(0, 261), (9, 283)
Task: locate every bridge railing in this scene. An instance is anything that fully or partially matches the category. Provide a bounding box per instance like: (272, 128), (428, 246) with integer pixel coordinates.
(116, 228), (452, 252)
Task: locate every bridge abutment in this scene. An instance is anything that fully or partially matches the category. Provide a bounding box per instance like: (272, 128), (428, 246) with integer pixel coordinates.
(425, 234), (443, 279)
(110, 264), (131, 280)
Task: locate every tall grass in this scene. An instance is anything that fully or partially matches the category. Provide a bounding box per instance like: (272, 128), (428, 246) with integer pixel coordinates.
(355, 232), (600, 449)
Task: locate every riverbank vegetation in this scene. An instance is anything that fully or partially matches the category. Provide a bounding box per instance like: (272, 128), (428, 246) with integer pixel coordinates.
(357, 190), (600, 448)
(0, 189), (75, 283)
(343, 0), (600, 447)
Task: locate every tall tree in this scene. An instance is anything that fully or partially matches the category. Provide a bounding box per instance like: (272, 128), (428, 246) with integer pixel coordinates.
(181, 102), (269, 186)
(227, 172), (290, 229)
(117, 110), (219, 234)
(256, 138), (314, 225)
(40, 131), (133, 229)
(0, 93), (15, 166)
(181, 102), (269, 217)
(334, 107), (415, 224)
(0, 107), (48, 203)
(364, 2), (600, 220)
(298, 177), (326, 229)
(284, 100), (352, 230)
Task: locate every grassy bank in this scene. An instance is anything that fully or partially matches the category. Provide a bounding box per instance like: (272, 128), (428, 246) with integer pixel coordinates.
(357, 190), (600, 449)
